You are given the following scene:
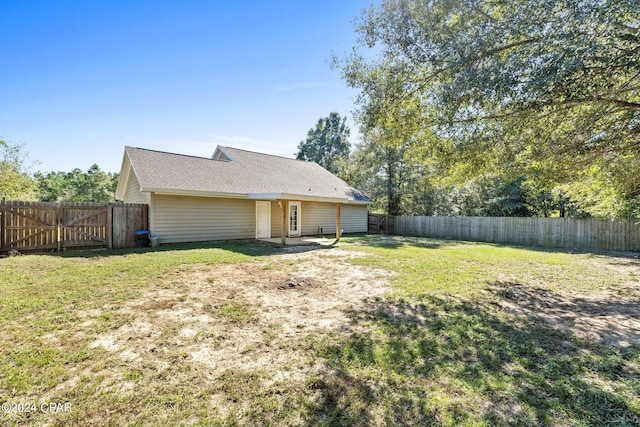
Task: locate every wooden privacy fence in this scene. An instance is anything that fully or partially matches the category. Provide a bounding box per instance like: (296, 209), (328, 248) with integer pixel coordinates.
(394, 216), (640, 252)
(0, 200), (148, 253)
(368, 213), (395, 235)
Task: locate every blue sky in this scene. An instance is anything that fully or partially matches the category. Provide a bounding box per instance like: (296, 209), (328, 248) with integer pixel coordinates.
(0, 1), (373, 173)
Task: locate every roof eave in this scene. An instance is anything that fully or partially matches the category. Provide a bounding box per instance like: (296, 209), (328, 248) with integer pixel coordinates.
(139, 188), (371, 204)
(142, 187), (249, 199)
(248, 193), (371, 204)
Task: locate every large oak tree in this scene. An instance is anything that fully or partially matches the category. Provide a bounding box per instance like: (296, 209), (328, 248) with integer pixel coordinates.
(336, 0), (640, 217)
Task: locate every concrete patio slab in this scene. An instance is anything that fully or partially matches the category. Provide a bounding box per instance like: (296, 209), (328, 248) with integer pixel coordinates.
(259, 237), (338, 246)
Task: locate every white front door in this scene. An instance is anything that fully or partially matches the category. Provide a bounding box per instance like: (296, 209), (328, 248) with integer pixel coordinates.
(256, 201), (271, 239)
(288, 201), (301, 237)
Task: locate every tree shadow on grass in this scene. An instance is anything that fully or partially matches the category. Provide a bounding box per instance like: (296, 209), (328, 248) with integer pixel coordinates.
(45, 239), (295, 259)
(347, 234), (640, 262)
(308, 296), (640, 426)
(490, 281), (640, 350)
(343, 235), (449, 250)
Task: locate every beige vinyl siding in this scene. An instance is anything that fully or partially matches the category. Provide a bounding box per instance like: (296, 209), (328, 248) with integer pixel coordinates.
(339, 204), (368, 233)
(152, 195), (255, 243)
(124, 169), (151, 204)
(270, 201), (283, 238)
(271, 201), (367, 237)
(301, 202), (336, 235)
(301, 202), (368, 236)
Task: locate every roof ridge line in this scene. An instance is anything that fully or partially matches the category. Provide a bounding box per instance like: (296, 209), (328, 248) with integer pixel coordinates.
(126, 146), (227, 162)
(220, 145), (313, 163)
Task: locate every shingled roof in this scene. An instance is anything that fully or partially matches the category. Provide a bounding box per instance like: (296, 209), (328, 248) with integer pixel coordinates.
(117, 146), (371, 204)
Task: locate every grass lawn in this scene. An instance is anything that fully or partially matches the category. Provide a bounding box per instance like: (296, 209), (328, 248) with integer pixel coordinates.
(1, 236), (639, 426)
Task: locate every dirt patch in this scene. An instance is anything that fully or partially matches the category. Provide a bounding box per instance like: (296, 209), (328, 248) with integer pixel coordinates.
(495, 283), (640, 349)
(276, 276), (317, 289)
(86, 246), (390, 390)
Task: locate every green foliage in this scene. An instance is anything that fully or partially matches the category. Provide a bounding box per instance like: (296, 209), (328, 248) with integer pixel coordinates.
(0, 139), (118, 203)
(35, 164), (118, 202)
(336, 0), (640, 218)
(296, 112), (351, 176)
(346, 135), (407, 215)
(347, 135), (541, 217)
(454, 175), (531, 217)
(0, 139), (37, 200)
(343, 121), (443, 216)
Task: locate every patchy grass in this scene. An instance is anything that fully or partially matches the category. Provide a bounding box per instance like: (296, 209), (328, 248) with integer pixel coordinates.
(0, 241), (278, 425)
(1, 236), (639, 426)
(314, 296), (640, 426)
(340, 235), (635, 296)
(213, 301), (258, 324)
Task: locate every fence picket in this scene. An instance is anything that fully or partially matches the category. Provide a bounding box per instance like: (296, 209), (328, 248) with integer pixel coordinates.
(1, 201), (148, 253)
(378, 215), (640, 252)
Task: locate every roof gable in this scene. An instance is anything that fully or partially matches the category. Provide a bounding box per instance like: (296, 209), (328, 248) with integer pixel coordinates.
(114, 151), (132, 200)
(212, 146), (232, 161)
(118, 145), (371, 204)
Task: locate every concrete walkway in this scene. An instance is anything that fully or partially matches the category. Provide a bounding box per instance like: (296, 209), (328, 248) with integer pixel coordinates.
(259, 237), (338, 246)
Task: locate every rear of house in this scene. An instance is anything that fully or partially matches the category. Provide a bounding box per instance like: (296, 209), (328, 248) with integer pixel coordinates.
(116, 146), (371, 244)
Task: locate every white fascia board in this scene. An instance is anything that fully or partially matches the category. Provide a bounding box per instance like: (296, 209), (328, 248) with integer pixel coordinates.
(345, 200), (372, 205)
(247, 193), (281, 200)
(280, 193), (371, 205)
(249, 192), (370, 205)
(115, 153), (132, 201)
(141, 189), (371, 204)
(143, 188), (249, 199)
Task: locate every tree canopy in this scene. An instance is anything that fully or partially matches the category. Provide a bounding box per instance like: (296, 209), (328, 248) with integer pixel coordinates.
(336, 0), (640, 218)
(35, 164), (118, 203)
(0, 139), (37, 200)
(0, 138), (118, 202)
(295, 112), (351, 175)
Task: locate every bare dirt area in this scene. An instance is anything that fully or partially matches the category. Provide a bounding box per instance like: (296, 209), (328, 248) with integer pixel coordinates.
(494, 256), (640, 350)
(85, 247), (390, 400)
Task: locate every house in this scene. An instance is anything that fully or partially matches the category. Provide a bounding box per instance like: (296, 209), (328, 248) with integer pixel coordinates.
(115, 146), (371, 244)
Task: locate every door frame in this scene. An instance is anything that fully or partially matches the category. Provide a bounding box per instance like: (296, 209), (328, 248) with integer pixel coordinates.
(288, 201), (301, 237)
(255, 201), (271, 239)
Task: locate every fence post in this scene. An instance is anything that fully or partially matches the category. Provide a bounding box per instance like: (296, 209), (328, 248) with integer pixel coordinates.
(57, 205), (63, 252)
(107, 203), (113, 249)
(143, 204), (149, 231)
(0, 198), (5, 251)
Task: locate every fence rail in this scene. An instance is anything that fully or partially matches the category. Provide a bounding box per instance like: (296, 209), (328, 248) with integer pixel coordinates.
(393, 216), (640, 252)
(0, 200), (148, 253)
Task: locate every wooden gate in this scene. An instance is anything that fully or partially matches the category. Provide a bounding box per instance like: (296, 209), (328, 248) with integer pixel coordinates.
(0, 200), (148, 253)
(1, 202), (60, 251)
(61, 204), (109, 249)
(368, 214), (395, 234)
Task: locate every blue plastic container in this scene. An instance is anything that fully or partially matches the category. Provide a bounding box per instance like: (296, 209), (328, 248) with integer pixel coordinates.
(134, 230), (150, 247)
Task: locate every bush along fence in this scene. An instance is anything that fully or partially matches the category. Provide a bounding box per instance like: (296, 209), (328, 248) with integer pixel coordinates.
(391, 215), (640, 252)
(0, 199), (148, 253)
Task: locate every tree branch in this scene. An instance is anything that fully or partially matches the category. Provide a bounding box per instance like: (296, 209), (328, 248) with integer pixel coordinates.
(592, 97), (640, 110)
